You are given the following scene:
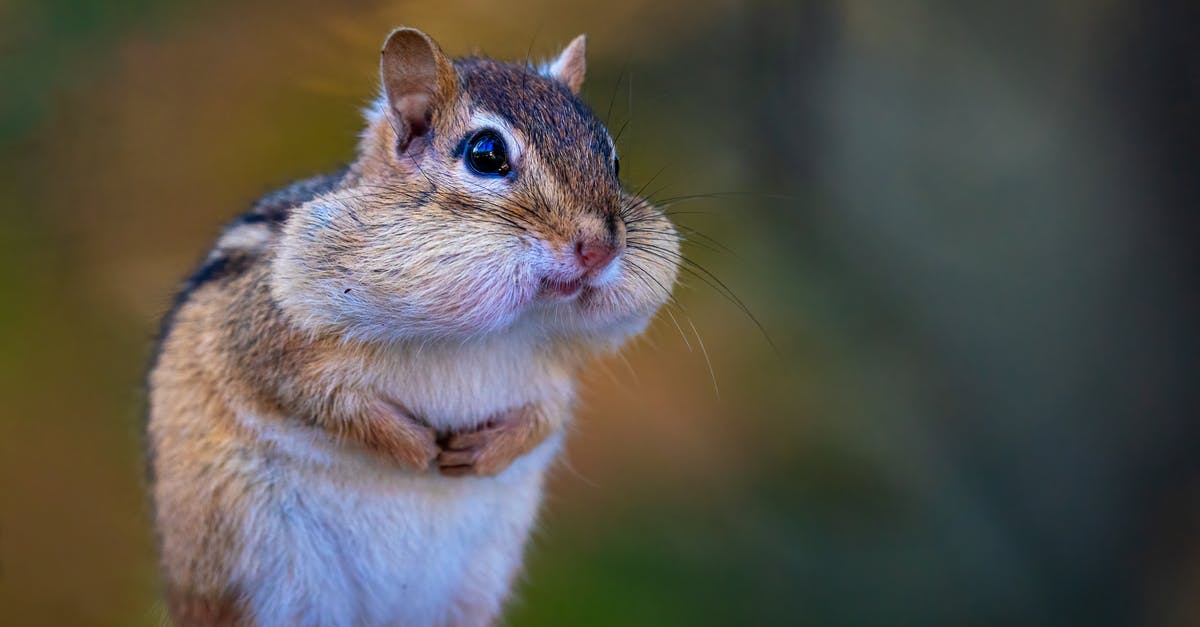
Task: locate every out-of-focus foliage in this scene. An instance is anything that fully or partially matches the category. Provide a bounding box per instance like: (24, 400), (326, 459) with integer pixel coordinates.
(2, 1), (1198, 625)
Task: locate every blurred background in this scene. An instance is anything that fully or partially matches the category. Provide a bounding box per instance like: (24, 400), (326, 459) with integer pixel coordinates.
(3, 0), (1199, 625)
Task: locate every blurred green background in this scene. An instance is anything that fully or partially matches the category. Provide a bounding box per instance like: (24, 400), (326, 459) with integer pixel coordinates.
(3, 0), (1199, 625)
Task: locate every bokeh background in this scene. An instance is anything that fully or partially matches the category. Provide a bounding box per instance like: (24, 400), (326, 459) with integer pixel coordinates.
(3, 0), (1199, 625)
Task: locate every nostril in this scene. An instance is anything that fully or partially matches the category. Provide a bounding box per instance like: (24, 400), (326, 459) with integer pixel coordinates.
(576, 239), (618, 272)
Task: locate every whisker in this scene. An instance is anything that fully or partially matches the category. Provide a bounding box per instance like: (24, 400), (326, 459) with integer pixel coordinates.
(611, 118), (632, 146)
(605, 60), (631, 125)
(622, 255), (676, 302)
(631, 164), (670, 199)
(688, 317), (720, 401)
(664, 306), (693, 352)
(628, 242), (777, 355)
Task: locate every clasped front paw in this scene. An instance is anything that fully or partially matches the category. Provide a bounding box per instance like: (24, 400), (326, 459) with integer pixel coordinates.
(436, 405), (548, 477)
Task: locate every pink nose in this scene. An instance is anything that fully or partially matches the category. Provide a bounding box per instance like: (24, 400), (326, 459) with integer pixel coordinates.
(575, 239), (619, 273)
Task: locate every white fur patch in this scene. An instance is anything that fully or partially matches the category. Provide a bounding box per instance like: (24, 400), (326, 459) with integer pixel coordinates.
(233, 409), (563, 627)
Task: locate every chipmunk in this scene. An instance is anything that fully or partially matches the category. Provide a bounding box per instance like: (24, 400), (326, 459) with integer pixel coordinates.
(146, 27), (679, 627)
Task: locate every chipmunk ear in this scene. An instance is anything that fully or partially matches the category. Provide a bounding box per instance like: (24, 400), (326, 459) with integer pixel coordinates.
(380, 27), (457, 155)
(544, 34), (587, 94)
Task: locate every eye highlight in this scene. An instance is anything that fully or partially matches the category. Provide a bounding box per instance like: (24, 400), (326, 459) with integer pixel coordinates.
(465, 130), (511, 176)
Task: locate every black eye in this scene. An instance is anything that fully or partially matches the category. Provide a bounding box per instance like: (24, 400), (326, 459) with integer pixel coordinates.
(614, 155), (620, 178)
(465, 131), (511, 176)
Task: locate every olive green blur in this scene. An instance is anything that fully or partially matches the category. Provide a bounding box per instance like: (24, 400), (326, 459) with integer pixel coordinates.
(3, 1), (1198, 625)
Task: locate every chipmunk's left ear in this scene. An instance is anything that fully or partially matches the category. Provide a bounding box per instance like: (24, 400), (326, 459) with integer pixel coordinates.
(380, 27), (457, 156)
(544, 34), (587, 94)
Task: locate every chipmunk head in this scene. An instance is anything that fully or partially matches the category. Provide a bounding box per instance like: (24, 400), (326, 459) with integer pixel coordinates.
(272, 28), (679, 346)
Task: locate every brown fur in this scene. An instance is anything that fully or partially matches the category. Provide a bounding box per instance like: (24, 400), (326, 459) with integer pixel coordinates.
(166, 588), (249, 627)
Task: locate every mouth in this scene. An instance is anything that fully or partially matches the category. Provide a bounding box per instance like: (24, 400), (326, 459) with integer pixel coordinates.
(538, 276), (585, 300)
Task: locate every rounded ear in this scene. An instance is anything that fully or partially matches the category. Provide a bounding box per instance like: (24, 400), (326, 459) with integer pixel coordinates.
(544, 34), (587, 94)
(380, 27), (457, 155)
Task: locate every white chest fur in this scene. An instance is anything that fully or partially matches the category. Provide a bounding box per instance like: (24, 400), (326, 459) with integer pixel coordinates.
(228, 330), (575, 626)
(234, 408), (564, 627)
(363, 327), (577, 431)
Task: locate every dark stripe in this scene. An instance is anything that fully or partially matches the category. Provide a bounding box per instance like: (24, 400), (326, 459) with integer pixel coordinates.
(247, 167), (349, 226)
